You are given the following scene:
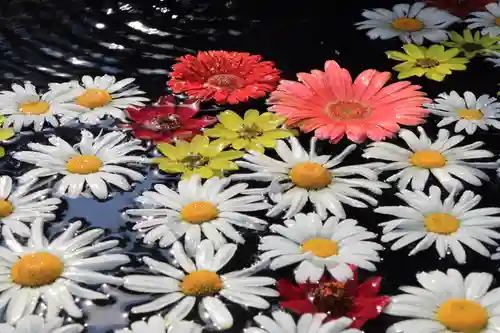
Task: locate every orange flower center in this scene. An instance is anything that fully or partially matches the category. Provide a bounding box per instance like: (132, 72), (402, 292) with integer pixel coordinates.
(301, 238), (338, 258)
(325, 101), (370, 120)
(66, 155), (103, 174)
(180, 201), (219, 224)
(409, 151), (447, 169)
(424, 213), (460, 234)
(11, 252), (64, 287)
(416, 58), (440, 68)
(206, 74), (245, 90)
(76, 89), (112, 109)
(391, 18), (424, 32)
(180, 270), (222, 296)
(458, 109), (483, 120)
(290, 162), (332, 189)
(20, 101), (50, 115)
(436, 299), (488, 333)
(0, 200), (13, 217)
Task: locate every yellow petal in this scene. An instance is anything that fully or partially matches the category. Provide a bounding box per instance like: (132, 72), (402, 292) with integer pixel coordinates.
(0, 116), (5, 126)
(210, 138), (233, 149)
(0, 128), (14, 141)
(261, 129), (293, 140)
(253, 136), (277, 148)
(449, 31), (464, 43)
(398, 67), (427, 79)
(393, 62), (416, 72)
(212, 150), (245, 161)
(157, 143), (180, 160)
(231, 138), (250, 150)
(218, 110), (243, 130)
(425, 69), (446, 81)
(386, 51), (415, 61)
(204, 127), (239, 139)
(257, 113), (286, 130)
(158, 161), (187, 173)
(175, 141), (191, 159)
(438, 48), (461, 61)
(200, 146), (223, 158)
(425, 45), (446, 60)
(0, 147), (5, 158)
(208, 159), (239, 170)
(403, 44), (425, 59)
(190, 135), (210, 154)
(243, 109), (260, 124)
(192, 166), (214, 178)
(463, 29), (474, 43)
(246, 142), (265, 153)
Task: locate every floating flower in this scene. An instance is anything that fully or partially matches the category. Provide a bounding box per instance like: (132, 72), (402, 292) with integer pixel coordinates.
(232, 137), (388, 219)
(425, 0), (497, 17)
(466, 2), (500, 36)
(153, 135), (244, 179)
(245, 311), (362, 333)
(13, 130), (148, 199)
(376, 186), (500, 263)
(114, 315), (202, 333)
(277, 266), (389, 329)
(168, 51), (280, 104)
(57, 75), (149, 125)
(126, 175), (269, 254)
(356, 2), (459, 44)
(259, 213), (382, 283)
(426, 91), (500, 134)
(442, 29), (500, 58)
(123, 240), (278, 330)
(363, 127), (495, 192)
(267, 59), (429, 143)
(0, 175), (61, 237)
(0, 219), (129, 323)
(0, 315), (84, 333)
(124, 95), (217, 143)
(0, 82), (86, 132)
(204, 110), (294, 153)
(386, 44), (468, 81)
(385, 268), (500, 333)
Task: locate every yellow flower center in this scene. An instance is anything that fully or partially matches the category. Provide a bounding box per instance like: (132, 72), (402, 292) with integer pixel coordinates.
(76, 89), (112, 109)
(206, 74), (245, 90)
(424, 213), (460, 234)
(416, 58), (440, 68)
(66, 155), (103, 174)
(325, 101), (370, 120)
(290, 162), (332, 189)
(0, 200), (13, 217)
(19, 101), (50, 115)
(436, 299), (488, 333)
(495, 17), (500, 26)
(302, 238), (338, 258)
(458, 109), (483, 120)
(11, 252), (64, 287)
(181, 270), (222, 296)
(391, 18), (424, 32)
(409, 151), (447, 169)
(238, 124), (263, 139)
(181, 201), (218, 224)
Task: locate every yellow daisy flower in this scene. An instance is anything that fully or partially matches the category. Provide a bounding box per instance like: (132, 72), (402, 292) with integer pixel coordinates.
(386, 44), (468, 82)
(153, 135), (244, 179)
(442, 29), (500, 59)
(204, 109), (294, 153)
(0, 116), (15, 158)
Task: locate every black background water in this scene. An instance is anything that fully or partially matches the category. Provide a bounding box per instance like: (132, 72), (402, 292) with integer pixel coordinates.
(1, 0), (500, 332)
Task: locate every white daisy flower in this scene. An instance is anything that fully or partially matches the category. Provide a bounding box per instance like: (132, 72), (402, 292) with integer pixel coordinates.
(231, 137), (388, 220)
(356, 2), (460, 44)
(56, 75), (149, 125)
(362, 127), (495, 192)
(0, 82), (86, 132)
(13, 129), (149, 199)
(0, 315), (83, 333)
(486, 51), (500, 66)
(0, 175), (61, 237)
(125, 175), (270, 255)
(375, 186), (500, 264)
(0, 219), (129, 323)
(259, 212), (382, 283)
(123, 240), (278, 330)
(466, 1), (500, 36)
(385, 268), (500, 333)
(114, 315), (202, 333)
(245, 311), (361, 333)
(426, 91), (500, 134)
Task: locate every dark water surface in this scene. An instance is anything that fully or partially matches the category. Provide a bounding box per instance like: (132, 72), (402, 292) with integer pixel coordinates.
(1, 0), (500, 332)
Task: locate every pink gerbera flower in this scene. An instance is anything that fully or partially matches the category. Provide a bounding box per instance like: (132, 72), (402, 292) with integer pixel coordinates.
(268, 60), (430, 143)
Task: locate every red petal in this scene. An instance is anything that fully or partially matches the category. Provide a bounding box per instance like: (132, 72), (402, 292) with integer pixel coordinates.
(131, 128), (163, 140)
(183, 117), (217, 130)
(358, 277), (382, 298)
(277, 279), (305, 300)
(349, 296), (390, 329)
(176, 105), (199, 121)
(280, 300), (315, 315)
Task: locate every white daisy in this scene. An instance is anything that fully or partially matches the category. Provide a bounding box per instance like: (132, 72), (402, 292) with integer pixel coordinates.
(245, 311), (361, 333)
(259, 212), (382, 283)
(125, 175), (270, 255)
(486, 51), (500, 66)
(13, 129), (149, 199)
(114, 315), (202, 333)
(385, 268), (500, 333)
(0, 175), (61, 237)
(466, 1), (500, 36)
(375, 186), (500, 264)
(123, 240), (278, 330)
(56, 75), (149, 125)
(0, 219), (130, 323)
(0, 82), (86, 132)
(0, 315), (83, 333)
(362, 127), (495, 192)
(426, 91), (500, 134)
(231, 137), (388, 220)
(356, 2), (459, 44)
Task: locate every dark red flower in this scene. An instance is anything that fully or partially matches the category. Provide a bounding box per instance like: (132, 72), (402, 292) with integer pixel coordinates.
(124, 95), (217, 143)
(424, 0), (496, 17)
(277, 266), (389, 329)
(168, 51), (280, 104)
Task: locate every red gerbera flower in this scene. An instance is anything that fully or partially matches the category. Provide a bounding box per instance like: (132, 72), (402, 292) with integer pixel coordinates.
(168, 51), (280, 104)
(124, 95), (217, 143)
(277, 266), (389, 329)
(424, 0), (496, 17)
